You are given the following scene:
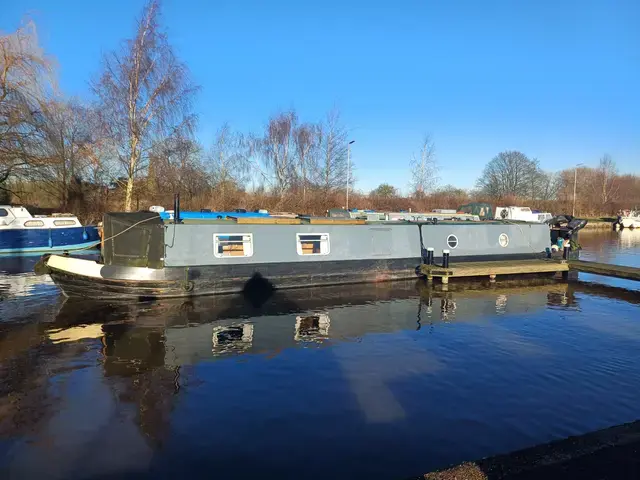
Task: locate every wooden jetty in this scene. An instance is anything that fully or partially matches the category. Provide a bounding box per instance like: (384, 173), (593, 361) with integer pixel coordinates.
(418, 259), (569, 284)
(418, 258), (640, 284)
(569, 260), (640, 281)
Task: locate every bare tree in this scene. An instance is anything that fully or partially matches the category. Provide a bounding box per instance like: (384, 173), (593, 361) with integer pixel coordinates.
(205, 123), (250, 209)
(409, 134), (438, 197)
(150, 135), (205, 202)
(92, 0), (199, 211)
(258, 110), (297, 199)
(476, 151), (539, 199)
(0, 21), (53, 200)
(293, 122), (317, 206)
(314, 109), (348, 193)
(536, 170), (561, 201)
(32, 99), (97, 209)
(592, 154), (619, 207)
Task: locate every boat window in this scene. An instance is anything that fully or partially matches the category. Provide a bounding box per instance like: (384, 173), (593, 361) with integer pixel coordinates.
(297, 233), (330, 255)
(447, 234), (459, 249)
(0, 208), (7, 217)
(499, 233), (509, 247)
(24, 220), (45, 227)
(54, 219), (77, 226)
(213, 234), (253, 257)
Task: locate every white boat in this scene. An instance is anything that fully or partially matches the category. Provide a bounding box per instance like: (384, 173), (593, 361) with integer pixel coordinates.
(0, 206), (100, 254)
(618, 210), (640, 229)
(494, 206), (553, 223)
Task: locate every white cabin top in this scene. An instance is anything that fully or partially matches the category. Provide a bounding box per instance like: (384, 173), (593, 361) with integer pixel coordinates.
(494, 206), (552, 223)
(0, 206), (82, 229)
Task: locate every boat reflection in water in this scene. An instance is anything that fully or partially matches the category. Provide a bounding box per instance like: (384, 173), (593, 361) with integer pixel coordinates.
(47, 279), (582, 367)
(212, 324), (254, 355)
(295, 314), (331, 343)
(4, 278), (640, 479)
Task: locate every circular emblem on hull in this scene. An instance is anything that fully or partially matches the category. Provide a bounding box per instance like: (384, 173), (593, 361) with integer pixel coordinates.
(499, 233), (509, 247)
(447, 234), (459, 249)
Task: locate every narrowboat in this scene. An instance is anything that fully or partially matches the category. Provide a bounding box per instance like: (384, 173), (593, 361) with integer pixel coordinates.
(38, 203), (584, 300)
(0, 206), (100, 254)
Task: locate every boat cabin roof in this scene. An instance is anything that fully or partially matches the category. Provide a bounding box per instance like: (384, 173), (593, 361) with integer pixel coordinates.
(0, 206), (32, 218)
(162, 215), (528, 226)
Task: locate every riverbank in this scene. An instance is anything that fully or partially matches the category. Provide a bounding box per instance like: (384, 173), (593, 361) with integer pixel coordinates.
(419, 419), (640, 479)
(583, 218), (614, 229)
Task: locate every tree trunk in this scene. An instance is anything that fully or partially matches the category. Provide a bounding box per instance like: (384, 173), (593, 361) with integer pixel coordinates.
(124, 176), (135, 212)
(124, 138), (139, 212)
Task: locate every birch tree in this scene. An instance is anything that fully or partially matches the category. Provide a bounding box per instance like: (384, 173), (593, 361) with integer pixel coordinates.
(410, 134), (438, 197)
(592, 154), (619, 206)
(293, 122), (317, 206)
(315, 109), (349, 193)
(259, 111), (297, 199)
(92, 0), (198, 211)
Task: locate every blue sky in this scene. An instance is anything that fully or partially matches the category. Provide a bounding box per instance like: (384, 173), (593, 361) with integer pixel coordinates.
(3, 0), (639, 193)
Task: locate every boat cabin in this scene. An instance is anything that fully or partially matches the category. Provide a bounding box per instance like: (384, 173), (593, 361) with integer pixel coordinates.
(494, 206), (552, 223)
(0, 206), (82, 229)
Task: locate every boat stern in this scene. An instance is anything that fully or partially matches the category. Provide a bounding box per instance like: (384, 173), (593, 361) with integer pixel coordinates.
(39, 254), (175, 299)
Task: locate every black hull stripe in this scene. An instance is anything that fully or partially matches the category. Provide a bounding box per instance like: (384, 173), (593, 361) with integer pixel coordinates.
(49, 253), (545, 300)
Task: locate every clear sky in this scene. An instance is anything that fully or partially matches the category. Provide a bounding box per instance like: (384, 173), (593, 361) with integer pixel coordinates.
(3, 0), (639, 193)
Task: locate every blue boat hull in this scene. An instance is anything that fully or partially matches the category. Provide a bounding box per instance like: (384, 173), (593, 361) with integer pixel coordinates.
(0, 226), (100, 254)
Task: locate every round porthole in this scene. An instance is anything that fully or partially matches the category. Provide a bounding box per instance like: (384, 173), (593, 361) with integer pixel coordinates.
(499, 233), (509, 247)
(447, 234), (459, 249)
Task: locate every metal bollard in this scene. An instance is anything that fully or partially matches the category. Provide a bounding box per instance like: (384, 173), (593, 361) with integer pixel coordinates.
(173, 193), (181, 224)
(427, 247), (434, 265)
(443, 249), (450, 268)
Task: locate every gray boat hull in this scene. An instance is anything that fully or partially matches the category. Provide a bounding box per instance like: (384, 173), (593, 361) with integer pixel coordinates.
(44, 221), (554, 300)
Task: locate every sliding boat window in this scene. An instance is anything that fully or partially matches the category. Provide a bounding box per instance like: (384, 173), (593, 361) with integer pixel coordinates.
(24, 220), (45, 227)
(0, 209), (7, 217)
(213, 234), (253, 258)
(53, 219), (77, 226)
(296, 233), (330, 255)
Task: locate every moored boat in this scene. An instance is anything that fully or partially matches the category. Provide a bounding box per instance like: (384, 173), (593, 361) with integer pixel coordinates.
(38, 202), (584, 300)
(494, 206), (553, 223)
(0, 206), (100, 254)
(618, 210), (640, 229)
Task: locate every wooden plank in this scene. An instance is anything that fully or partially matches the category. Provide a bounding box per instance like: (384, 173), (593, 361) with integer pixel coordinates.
(569, 260), (640, 281)
(420, 259), (568, 278)
(308, 218), (366, 225)
(233, 217), (301, 224)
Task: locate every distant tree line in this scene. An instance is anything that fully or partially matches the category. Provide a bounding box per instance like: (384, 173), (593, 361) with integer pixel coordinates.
(1, 2), (637, 220)
(367, 151), (639, 217)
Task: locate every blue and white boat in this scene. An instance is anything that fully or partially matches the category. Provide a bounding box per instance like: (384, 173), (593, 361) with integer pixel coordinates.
(0, 205), (100, 254)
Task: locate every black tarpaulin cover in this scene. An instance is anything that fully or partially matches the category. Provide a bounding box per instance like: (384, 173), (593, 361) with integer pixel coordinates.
(102, 212), (164, 268)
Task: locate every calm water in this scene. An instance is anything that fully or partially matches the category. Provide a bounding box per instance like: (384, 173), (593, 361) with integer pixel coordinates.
(0, 231), (639, 479)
